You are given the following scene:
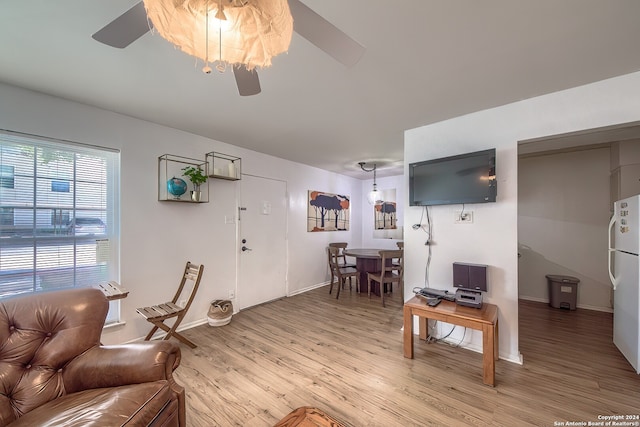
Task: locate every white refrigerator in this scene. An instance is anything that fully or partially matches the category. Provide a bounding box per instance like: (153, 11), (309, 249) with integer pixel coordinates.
(608, 194), (640, 374)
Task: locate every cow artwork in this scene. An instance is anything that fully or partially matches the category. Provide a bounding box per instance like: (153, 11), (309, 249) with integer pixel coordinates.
(307, 191), (350, 232)
(375, 201), (397, 230)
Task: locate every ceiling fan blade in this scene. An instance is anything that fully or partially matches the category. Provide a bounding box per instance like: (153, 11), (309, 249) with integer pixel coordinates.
(233, 65), (261, 96)
(289, 0), (365, 67)
(92, 2), (151, 48)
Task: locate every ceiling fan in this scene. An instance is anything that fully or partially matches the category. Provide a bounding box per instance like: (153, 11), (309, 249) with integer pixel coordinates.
(92, 0), (365, 96)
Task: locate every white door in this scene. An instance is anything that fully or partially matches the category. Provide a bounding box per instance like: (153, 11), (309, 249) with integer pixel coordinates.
(238, 175), (287, 310)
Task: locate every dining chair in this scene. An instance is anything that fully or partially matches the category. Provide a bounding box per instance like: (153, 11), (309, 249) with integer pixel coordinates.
(327, 242), (356, 285)
(136, 261), (204, 348)
(367, 249), (403, 307)
(394, 241), (404, 268)
(328, 242), (356, 267)
(327, 246), (359, 299)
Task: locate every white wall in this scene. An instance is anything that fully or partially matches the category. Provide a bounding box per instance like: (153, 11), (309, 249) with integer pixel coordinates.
(610, 139), (640, 204)
(0, 82), (362, 345)
(404, 71), (640, 364)
(518, 148), (612, 311)
(361, 174), (404, 249)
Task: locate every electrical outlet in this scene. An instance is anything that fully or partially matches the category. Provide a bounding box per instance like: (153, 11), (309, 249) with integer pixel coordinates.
(228, 290), (235, 299)
(454, 211), (474, 224)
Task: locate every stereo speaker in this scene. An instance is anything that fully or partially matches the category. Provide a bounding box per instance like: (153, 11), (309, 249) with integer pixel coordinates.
(453, 262), (487, 292)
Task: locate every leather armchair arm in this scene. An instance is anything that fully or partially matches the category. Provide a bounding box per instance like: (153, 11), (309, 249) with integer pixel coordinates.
(62, 341), (181, 393)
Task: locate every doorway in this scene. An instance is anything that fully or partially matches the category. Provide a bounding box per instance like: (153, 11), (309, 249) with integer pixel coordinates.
(237, 174), (287, 310)
(517, 121), (640, 370)
(517, 122), (640, 310)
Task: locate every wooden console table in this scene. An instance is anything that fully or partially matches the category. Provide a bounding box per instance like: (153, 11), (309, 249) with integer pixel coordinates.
(403, 296), (499, 386)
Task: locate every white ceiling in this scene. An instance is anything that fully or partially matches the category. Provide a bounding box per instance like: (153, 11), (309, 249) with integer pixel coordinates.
(2, 1), (640, 178)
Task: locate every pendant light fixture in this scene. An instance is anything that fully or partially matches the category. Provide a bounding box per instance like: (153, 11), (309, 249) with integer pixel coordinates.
(143, 0), (293, 72)
(358, 162), (383, 206)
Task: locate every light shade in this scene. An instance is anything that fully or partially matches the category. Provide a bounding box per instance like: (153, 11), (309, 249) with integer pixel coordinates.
(368, 187), (383, 206)
(144, 0), (293, 70)
(358, 161), (384, 206)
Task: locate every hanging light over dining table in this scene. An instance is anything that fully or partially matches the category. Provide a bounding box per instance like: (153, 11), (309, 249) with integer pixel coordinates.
(143, 0), (293, 72)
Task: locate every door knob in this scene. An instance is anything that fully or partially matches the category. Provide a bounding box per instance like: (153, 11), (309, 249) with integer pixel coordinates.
(242, 246), (252, 252)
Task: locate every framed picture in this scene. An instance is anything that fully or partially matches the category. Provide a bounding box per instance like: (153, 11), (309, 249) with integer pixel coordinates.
(307, 190), (350, 232)
(374, 189), (397, 230)
(373, 188), (402, 239)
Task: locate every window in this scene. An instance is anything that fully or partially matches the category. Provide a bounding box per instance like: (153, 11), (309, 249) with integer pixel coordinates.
(51, 180), (70, 193)
(0, 130), (120, 322)
(0, 165), (14, 189)
(0, 207), (13, 226)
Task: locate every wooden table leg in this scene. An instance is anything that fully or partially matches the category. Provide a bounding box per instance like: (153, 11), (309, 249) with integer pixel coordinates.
(403, 305), (414, 358)
(482, 323), (495, 386)
(494, 319), (499, 361)
(418, 317), (428, 341)
(355, 258), (382, 294)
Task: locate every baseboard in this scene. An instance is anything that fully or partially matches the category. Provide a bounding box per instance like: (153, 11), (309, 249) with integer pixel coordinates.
(518, 295), (547, 304)
(434, 335), (523, 365)
(127, 318), (209, 344)
(288, 281), (330, 297)
(129, 284), (332, 343)
(518, 295), (613, 313)
(576, 303), (613, 313)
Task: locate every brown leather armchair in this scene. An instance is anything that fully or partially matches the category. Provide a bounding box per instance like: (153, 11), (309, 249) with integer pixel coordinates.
(0, 288), (186, 426)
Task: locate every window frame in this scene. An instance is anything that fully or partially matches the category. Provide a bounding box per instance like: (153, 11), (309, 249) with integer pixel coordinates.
(0, 129), (121, 323)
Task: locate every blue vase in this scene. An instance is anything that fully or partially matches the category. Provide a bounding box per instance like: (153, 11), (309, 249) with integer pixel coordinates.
(167, 177), (187, 199)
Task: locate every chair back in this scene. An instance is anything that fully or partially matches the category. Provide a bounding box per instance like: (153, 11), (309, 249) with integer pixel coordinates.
(327, 246), (341, 272)
(0, 288), (108, 424)
(328, 242), (348, 250)
(328, 242), (349, 263)
(171, 261), (204, 311)
(379, 249), (403, 277)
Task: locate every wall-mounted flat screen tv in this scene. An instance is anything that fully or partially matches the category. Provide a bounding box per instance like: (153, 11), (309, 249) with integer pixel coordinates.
(409, 148), (497, 206)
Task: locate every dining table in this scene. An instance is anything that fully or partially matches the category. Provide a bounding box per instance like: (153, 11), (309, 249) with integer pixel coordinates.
(342, 248), (388, 295)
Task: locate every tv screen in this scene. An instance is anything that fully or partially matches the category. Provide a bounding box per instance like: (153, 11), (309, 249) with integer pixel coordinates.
(409, 149), (496, 206)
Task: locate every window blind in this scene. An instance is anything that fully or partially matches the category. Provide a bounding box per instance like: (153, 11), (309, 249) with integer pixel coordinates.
(0, 130), (120, 322)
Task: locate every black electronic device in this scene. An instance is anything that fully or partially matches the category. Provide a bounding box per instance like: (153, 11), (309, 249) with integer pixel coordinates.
(409, 148), (497, 206)
(453, 262), (488, 292)
(454, 289), (483, 308)
(417, 288), (455, 301)
(452, 262), (488, 308)
(427, 299), (441, 307)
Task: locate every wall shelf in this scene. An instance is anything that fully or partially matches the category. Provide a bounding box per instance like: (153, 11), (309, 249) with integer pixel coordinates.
(158, 154), (209, 203)
(206, 152), (241, 181)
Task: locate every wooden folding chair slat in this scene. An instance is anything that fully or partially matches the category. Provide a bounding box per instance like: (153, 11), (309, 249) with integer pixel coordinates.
(136, 261), (204, 348)
(136, 306), (160, 319)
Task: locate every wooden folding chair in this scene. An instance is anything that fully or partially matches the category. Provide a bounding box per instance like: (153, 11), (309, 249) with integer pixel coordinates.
(136, 261), (204, 348)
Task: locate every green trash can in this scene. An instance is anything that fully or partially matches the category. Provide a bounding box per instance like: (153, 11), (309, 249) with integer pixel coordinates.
(546, 275), (580, 310)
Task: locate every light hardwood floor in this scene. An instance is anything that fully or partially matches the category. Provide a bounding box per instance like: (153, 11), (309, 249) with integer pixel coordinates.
(172, 286), (640, 426)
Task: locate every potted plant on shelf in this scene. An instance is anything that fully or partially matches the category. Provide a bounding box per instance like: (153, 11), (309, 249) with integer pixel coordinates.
(182, 165), (207, 202)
